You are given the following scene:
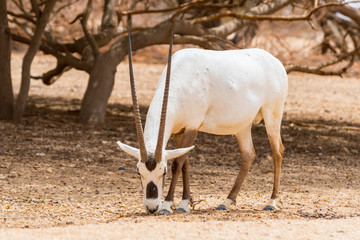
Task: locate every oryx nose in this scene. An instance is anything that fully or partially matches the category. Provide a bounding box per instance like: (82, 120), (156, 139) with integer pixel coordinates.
(147, 205), (159, 214)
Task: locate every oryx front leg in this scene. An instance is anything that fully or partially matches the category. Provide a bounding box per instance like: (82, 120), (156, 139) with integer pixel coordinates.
(160, 129), (197, 214)
(217, 126), (255, 210)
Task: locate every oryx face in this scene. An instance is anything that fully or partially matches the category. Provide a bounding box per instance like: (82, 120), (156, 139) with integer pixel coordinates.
(117, 141), (194, 214)
(116, 30), (192, 214)
(137, 157), (167, 214)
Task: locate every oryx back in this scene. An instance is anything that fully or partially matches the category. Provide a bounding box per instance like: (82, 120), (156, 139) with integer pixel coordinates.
(147, 48), (288, 136)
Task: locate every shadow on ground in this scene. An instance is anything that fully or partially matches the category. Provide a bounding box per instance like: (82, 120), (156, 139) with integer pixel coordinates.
(0, 95), (359, 228)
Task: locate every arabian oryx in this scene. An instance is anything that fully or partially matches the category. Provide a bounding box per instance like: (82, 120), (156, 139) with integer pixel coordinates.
(117, 31), (288, 214)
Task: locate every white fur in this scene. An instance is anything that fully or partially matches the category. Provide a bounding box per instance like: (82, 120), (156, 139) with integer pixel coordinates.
(118, 48), (288, 213)
(117, 141), (194, 161)
(117, 141), (139, 159)
(164, 146), (195, 161)
(145, 48), (287, 146)
(219, 198), (234, 209)
(177, 199), (191, 213)
(160, 200), (174, 214)
(266, 198), (279, 210)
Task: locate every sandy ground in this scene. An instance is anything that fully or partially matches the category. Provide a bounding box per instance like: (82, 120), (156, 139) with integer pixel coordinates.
(0, 52), (359, 239)
(2, 218), (360, 240)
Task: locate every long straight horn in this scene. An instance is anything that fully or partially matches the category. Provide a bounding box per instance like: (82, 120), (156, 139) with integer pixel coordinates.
(128, 32), (147, 162)
(154, 30), (173, 163)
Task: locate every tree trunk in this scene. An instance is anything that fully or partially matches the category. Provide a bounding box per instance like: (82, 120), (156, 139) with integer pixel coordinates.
(13, 0), (56, 122)
(0, 0), (13, 120)
(79, 52), (118, 125)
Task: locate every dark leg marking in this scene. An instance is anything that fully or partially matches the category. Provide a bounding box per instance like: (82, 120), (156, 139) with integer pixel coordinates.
(164, 129), (198, 205)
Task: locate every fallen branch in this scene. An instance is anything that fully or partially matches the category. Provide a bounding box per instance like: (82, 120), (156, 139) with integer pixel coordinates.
(288, 121), (360, 132)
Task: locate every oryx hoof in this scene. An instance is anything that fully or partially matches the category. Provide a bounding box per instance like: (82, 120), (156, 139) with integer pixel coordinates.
(158, 209), (173, 215)
(175, 208), (190, 213)
(175, 200), (191, 213)
(263, 205), (276, 211)
(216, 204), (228, 211)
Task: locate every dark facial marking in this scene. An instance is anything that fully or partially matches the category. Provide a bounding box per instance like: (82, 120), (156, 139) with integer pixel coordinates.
(146, 181), (158, 199)
(145, 156), (157, 171)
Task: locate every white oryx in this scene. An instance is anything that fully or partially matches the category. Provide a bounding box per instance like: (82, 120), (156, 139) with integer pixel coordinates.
(117, 31), (288, 214)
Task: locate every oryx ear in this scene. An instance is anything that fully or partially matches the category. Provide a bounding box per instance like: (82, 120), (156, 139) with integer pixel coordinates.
(164, 146), (195, 161)
(117, 141), (140, 160)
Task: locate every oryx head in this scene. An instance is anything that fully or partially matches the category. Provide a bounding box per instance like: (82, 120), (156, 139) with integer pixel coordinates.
(117, 31), (193, 214)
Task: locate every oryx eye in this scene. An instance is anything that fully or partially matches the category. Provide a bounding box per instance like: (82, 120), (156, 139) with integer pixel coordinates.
(163, 170), (166, 176)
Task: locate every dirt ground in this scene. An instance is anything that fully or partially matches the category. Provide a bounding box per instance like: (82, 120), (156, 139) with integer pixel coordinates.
(0, 51), (359, 239)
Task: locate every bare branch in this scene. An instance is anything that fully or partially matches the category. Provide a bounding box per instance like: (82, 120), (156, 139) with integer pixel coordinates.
(122, 5), (179, 16)
(9, 18), (34, 37)
(55, 0), (81, 16)
(31, 60), (71, 85)
(248, 0), (296, 15)
(10, 32), (91, 75)
(331, 5), (360, 26)
(193, 2), (359, 24)
(10, 0), (36, 23)
(119, 0), (243, 25)
(70, 14), (82, 25)
(174, 34), (219, 49)
(286, 46), (360, 76)
(101, 0), (116, 30)
(208, 0), (296, 38)
(11, 0), (27, 15)
(7, 10), (36, 24)
(62, 51), (92, 72)
(30, 0), (40, 19)
(170, 2), (242, 20)
(79, 0), (100, 57)
(314, 0), (319, 8)
(121, 0), (217, 16)
(202, 34), (241, 49)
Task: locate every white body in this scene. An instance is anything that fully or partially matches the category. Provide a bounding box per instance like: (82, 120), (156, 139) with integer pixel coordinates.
(118, 47), (288, 214)
(145, 48), (288, 152)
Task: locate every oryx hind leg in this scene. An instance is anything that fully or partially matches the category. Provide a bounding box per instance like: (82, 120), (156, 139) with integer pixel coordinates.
(262, 106), (285, 211)
(217, 125), (256, 210)
(160, 129), (198, 214)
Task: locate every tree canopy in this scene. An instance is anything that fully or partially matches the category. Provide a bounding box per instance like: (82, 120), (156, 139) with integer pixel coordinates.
(1, 0), (360, 123)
